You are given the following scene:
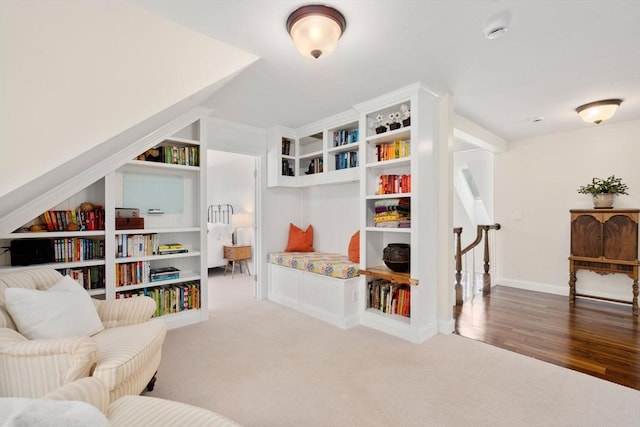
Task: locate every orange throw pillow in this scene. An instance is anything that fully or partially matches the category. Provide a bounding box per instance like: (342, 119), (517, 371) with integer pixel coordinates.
(285, 223), (314, 252)
(348, 230), (360, 263)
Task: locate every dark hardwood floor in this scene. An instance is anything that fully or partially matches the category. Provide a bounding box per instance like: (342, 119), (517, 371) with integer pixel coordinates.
(453, 285), (640, 390)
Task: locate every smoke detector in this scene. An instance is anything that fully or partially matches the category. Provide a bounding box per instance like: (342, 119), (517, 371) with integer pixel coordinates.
(484, 12), (510, 40)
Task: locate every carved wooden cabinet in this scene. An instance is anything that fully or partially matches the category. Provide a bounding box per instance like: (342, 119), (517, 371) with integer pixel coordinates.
(569, 209), (639, 315)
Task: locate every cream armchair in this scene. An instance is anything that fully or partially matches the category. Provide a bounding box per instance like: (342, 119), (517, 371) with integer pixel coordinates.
(0, 376), (241, 427)
(0, 268), (166, 402)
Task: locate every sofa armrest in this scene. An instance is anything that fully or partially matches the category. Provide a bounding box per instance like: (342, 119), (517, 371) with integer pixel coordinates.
(43, 376), (110, 415)
(0, 328), (98, 398)
(93, 296), (156, 328)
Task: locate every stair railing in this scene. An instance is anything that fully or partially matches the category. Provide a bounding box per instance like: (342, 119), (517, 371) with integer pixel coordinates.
(453, 223), (501, 306)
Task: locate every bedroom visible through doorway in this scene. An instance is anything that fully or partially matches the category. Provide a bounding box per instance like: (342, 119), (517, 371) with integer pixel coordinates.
(206, 150), (256, 310)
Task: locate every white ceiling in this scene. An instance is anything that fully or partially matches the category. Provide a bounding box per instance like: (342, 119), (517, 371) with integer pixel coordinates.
(136, 0), (640, 142)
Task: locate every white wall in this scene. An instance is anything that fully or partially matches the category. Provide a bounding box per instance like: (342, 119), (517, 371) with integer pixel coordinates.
(302, 182), (359, 254)
(495, 119), (640, 301)
(0, 1), (257, 197)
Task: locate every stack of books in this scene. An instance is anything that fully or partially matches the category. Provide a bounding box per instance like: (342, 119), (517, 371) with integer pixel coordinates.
(157, 243), (188, 255)
(150, 267), (180, 282)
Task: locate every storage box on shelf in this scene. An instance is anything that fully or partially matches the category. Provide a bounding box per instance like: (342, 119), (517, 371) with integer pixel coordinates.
(0, 117), (208, 329)
(355, 83), (441, 343)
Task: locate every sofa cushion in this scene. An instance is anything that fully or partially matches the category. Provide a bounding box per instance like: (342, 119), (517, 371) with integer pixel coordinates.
(5, 275), (104, 339)
(91, 318), (166, 390)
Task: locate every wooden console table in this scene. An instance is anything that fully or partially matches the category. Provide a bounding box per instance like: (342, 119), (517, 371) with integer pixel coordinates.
(223, 245), (252, 279)
(569, 209), (639, 315)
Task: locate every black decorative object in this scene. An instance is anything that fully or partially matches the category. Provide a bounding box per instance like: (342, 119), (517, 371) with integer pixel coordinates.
(375, 125), (387, 134)
(382, 243), (410, 272)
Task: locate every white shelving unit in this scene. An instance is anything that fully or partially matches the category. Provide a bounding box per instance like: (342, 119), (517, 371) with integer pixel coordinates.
(267, 110), (360, 188)
(0, 118), (208, 330)
(355, 83), (442, 343)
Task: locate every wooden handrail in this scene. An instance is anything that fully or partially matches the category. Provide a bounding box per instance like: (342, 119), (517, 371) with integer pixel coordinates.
(454, 224), (501, 306)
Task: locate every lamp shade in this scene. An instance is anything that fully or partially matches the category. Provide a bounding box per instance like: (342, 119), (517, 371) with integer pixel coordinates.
(576, 99), (622, 124)
(287, 5), (346, 59)
(232, 213), (252, 229)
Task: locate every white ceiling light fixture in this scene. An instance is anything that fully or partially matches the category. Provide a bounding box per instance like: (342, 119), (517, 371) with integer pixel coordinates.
(286, 4), (346, 59)
(575, 99), (623, 124)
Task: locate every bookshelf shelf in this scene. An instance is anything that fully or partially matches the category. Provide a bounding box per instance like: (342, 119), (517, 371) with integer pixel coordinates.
(364, 308), (411, 324)
(115, 271), (200, 292)
(125, 160), (199, 172)
(115, 251), (200, 264)
(359, 266), (418, 285)
(364, 227), (411, 234)
(0, 230), (105, 239)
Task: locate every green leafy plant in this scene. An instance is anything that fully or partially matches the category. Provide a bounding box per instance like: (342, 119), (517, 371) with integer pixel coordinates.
(577, 175), (629, 196)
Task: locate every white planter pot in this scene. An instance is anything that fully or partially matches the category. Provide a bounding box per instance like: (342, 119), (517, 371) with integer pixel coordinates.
(593, 193), (616, 209)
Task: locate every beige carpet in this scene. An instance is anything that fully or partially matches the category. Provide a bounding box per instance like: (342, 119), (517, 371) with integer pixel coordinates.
(145, 269), (640, 427)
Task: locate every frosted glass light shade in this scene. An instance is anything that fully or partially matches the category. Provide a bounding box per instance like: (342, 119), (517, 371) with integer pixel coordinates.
(576, 99), (622, 124)
(287, 5), (346, 59)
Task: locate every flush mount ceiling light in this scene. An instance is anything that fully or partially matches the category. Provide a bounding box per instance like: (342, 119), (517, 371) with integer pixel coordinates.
(575, 99), (623, 124)
(286, 4), (346, 59)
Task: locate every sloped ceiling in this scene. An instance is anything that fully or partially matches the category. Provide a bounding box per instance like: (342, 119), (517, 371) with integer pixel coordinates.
(0, 1), (259, 198)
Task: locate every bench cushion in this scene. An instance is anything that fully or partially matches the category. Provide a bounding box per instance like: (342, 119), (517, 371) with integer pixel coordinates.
(267, 252), (359, 279)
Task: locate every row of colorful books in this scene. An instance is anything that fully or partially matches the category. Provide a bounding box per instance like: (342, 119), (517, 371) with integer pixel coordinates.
(52, 238), (104, 263)
(57, 266), (105, 290)
(159, 145), (199, 166)
(332, 129), (359, 146)
(375, 139), (410, 162)
(304, 157), (324, 175)
(281, 137), (294, 156)
(116, 233), (159, 258)
(335, 151), (358, 170)
(377, 174), (411, 195)
(41, 208), (105, 231)
(115, 281), (201, 317)
(115, 261), (151, 287)
(367, 279), (411, 318)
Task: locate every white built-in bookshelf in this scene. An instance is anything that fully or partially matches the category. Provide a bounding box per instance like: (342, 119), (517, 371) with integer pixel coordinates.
(0, 118), (208, 330)
(267, 110), (360, 188)
(267, 83), (445, 342)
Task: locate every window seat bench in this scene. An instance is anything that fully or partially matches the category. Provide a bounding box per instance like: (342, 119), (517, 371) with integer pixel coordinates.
(267, 252), (361, 329)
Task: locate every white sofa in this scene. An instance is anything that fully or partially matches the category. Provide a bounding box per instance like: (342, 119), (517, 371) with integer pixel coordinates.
(0, 268), (166, 402)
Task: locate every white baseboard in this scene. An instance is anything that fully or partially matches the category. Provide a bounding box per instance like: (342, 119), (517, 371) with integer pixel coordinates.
(498, 277), (632, 303)
(497, 277), (567, 296)
(438, 318), (455, 335)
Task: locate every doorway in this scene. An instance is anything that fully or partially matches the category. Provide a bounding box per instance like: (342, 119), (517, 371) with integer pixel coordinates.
(206, 149), (257, 311)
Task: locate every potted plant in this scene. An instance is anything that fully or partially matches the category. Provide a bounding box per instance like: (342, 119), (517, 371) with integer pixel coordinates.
(577, 175), (629, 208)
(375, 114), (387, 134)
(388, 112), (402, 130)
(400, 103), (411, 127)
